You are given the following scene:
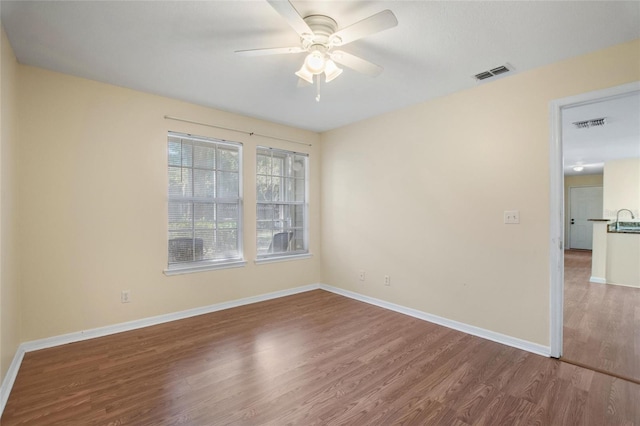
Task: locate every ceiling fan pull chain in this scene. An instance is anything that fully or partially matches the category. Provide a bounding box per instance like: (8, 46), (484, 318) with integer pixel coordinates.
(316, 76), (321, 102)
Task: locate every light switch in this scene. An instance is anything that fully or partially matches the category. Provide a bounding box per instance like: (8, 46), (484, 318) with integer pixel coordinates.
(504, 210), (520, 224)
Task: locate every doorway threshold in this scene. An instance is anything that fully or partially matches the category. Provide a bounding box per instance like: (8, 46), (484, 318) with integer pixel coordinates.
(560, 357), (640, 385)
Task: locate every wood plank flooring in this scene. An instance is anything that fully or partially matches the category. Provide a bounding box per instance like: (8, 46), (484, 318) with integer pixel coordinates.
(563, 249), (640, 382)
(2, 289), (639, 425)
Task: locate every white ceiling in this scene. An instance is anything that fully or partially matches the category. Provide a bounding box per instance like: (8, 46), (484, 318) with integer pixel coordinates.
(563, 91), (640, 176)
(1, 1), (639, 133)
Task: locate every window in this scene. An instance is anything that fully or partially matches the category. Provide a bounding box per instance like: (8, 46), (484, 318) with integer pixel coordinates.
(256, 147), (308, 260)
(166, 132), (244, 274)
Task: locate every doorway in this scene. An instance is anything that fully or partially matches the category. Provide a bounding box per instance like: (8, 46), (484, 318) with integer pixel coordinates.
(568, 186), (602, 250)
(549, 81), (640, 382)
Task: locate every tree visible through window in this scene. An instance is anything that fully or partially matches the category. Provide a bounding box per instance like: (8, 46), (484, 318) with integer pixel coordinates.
(167, 132), (243, 270)
(256, 147), (308, 258)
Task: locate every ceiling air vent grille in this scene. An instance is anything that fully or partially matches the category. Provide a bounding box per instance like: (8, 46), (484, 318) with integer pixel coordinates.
(474, 71), (493, 80)
(490, 65), (510, 75)
(474, 64), (512, 81)
(573, 117), (606, 129)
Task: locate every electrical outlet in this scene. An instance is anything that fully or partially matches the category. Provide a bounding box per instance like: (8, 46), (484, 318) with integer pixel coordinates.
(359, 270), (366, 281)
(121, 290), (131, 303)
(504, 210), (520, 224)
(384, 275), (391, 286)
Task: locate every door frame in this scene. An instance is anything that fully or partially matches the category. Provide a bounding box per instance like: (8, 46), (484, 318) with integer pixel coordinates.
(567, 185), (603, 250)
(549, 81), (640, 358)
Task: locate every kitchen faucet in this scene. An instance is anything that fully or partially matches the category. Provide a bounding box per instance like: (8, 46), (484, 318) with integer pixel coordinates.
(615, 208), (635, 230)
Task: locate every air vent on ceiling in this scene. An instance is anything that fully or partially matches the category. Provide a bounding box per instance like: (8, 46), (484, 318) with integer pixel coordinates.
(474, 64), (512, 81)
(475, 71), (493, 81)
(490, 65), (510, 75)
(573, 117), (607, 129)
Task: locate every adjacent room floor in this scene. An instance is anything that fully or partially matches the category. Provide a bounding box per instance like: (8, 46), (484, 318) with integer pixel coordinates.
(3, 289), (639, 425)
(563, 249), (640, 383)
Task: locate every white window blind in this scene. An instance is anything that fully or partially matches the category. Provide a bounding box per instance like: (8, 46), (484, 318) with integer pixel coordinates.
(167, 132), (243, 271)
(256, 147), (308, 259)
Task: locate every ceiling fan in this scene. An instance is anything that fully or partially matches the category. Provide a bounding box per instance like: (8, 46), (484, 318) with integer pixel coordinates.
(235, 0), (398, 100)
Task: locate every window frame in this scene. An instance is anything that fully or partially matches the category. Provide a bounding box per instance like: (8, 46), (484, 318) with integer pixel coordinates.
(255, 146), (310, 262)
(164, 131), (245, 275)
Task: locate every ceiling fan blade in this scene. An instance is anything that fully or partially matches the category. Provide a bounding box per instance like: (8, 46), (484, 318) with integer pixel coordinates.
(267, 0), (313, 38)
(235, 46), (304, 56)
(332, 10), (398, 45)
(331, 51), (383, 77)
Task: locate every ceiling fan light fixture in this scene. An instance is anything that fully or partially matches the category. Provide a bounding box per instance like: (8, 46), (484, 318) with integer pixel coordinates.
(295, 65), (314, 84)
(304, 50), (326, 74)
(324, 59), (342, 83)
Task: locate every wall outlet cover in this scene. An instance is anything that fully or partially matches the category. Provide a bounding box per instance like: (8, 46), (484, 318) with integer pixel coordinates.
(504, 210), (520, 224)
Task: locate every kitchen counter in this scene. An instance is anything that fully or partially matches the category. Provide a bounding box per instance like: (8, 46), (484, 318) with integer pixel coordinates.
(588, 219), (640, 234)
(607, 221), (640, 234)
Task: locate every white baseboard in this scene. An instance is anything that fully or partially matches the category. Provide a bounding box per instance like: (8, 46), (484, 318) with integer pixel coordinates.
(319, 284), (551, 357)
(1, 281), (551, 418)
(0, 346), (25, 416)
(0, 283), (320, 417)
(589, 276), (607, 284)
(603, 280), (640, 289)
(22, 283), (321, 353)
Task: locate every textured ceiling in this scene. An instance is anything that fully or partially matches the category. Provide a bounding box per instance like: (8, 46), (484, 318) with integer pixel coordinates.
(1, 1), (640, 132)
(563, 90), (640, 176)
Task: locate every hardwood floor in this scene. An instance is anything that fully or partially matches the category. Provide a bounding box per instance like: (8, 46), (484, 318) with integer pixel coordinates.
(3, 289), (639, 425)
(563, 249), (640, 383)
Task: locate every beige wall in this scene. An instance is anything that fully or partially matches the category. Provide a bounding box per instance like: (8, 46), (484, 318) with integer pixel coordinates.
(606, 233), (640, 287)
(592, 158), (640, 287)
(603, 158), (640, 219)
(2, 27), (639, 362)
(564, 174), (603, 243)
(1, 27), (20, 382)
(590, 222), (608, 282)
(16, 65), (322, 341)
(321, 40), (640, 346)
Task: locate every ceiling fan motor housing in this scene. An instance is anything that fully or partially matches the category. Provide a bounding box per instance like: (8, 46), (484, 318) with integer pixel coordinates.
(301, 15), (341, 50)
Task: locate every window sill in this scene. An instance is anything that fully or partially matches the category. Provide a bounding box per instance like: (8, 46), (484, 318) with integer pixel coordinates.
(254, 253), (313, 265)
(164, 259), (247, 276)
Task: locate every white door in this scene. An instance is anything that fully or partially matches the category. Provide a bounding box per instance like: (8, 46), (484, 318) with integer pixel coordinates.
(569, 186), (603, 250)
